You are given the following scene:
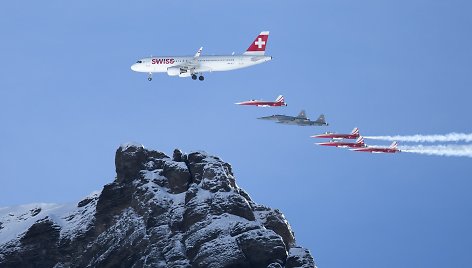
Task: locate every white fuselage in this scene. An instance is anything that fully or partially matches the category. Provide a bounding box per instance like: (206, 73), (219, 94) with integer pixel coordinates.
(131, 55), (272, 77)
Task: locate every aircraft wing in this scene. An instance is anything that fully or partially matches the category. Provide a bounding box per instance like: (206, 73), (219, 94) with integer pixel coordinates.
(276, 120), (295, 124)
(171, 47), (204, 70)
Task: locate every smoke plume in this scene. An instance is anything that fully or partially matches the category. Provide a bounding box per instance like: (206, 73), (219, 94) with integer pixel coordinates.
(400, 145), (472, 158)
(364, 133), (472, 143)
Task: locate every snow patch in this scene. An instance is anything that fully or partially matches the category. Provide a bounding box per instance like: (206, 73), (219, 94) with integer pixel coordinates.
(0, 203), (70, 244)
(119, 142), (144, 151)
(139, 170), (186, 204)
(0, 191), (100, 245)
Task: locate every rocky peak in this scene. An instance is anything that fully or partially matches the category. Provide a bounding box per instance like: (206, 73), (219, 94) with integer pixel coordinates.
(0, 143), (315, 268)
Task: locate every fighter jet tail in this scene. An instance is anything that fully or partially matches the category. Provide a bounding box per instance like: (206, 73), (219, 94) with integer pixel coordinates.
(314, 114), (327, 125)
(297, 110), (307, 119)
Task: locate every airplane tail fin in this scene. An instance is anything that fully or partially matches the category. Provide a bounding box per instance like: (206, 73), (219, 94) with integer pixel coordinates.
(275, 95), (284, 103)
(356, 136), (364, 144)
(351, 127), (359, 135)
(297, 110), (307, 119)
(243, 31), (269, 56)
(390, 141), (398, 148)
(315, 114), (327, 125)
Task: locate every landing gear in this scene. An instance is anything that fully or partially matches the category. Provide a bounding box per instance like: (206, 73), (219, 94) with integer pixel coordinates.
(147, 73), (153, 81)
(191, 73), (204, 81)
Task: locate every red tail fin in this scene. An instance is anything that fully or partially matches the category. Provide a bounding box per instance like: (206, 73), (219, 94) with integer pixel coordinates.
(275, 95), (284, 103)
(244, 31), (269, 55)
(352, 127), (359, 135)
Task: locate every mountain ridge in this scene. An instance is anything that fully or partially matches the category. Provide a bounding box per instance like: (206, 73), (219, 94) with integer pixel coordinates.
(0, 143), (315, 268)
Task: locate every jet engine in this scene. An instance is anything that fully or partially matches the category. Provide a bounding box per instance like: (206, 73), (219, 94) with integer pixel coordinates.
(167, 67), (188, 76)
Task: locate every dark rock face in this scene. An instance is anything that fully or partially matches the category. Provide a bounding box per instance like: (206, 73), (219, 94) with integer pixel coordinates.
(286, 247), (316, 268)
(0, 144), (316, 268)
(15, 219), (61, 268)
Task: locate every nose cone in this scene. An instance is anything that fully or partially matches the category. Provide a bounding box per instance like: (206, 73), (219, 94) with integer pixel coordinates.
(131, 63), (138, 72)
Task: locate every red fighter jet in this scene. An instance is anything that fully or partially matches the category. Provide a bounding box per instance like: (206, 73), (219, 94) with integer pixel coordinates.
(235, 95), (287, 107)
(351, 141), (401, 153)
(311, 127), (359, 140)
(316, 137), (366, 148)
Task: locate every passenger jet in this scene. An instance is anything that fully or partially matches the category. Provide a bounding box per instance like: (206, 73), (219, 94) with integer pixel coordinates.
(235, 95), (287, 107)
(131, 31), (272, 81)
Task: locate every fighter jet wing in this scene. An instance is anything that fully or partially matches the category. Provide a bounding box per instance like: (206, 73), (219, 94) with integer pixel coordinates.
(276, 120), (293, 124)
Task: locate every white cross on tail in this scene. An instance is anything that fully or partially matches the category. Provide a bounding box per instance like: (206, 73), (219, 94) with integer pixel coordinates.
(255, 38), (266, 49)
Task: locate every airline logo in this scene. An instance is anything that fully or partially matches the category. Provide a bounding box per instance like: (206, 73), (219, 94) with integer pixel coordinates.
(152, 58), (175, 64)
(246, 31), (269, 52)
(255, 38), (266, 48)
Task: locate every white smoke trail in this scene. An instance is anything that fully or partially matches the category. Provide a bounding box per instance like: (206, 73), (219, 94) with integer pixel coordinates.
(400, 145), (472, 158)
(364, 133), (472, 143)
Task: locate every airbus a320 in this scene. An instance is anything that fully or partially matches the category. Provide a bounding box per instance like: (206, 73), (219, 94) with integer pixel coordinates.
(131, 31), (272, 81)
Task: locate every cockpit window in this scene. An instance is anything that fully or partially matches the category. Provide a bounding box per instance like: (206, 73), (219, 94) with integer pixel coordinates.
(136, 60), (143, 63)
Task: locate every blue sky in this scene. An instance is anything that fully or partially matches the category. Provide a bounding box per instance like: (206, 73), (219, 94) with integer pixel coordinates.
(1, 1), (472, 267)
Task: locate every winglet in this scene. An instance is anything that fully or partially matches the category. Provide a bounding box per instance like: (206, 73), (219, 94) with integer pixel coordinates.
(194, 47), (203, 59)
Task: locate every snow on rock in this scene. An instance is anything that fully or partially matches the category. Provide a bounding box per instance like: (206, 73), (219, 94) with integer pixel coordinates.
(0, 145), (316, 267)
(0, 203), (66, 245)
(0, 190), (99, 245)
(119, 142), (144, 151)
(286, 247), (317, 268)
